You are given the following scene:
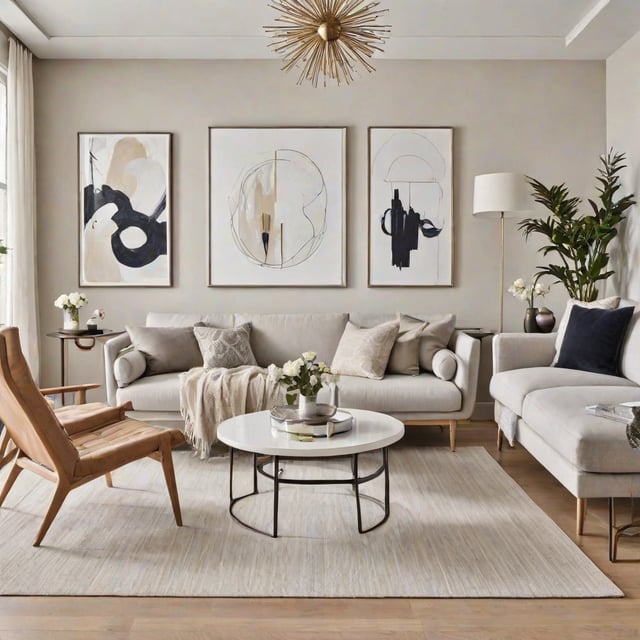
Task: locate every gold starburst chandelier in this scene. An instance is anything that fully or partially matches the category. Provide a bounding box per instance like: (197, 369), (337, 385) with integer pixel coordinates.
(265, 0), (390, 87)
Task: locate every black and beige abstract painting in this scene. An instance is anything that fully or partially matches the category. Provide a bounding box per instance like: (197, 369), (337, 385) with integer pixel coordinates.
(79, 133), (171, 286)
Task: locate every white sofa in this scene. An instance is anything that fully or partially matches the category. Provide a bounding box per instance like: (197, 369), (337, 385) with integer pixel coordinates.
(490, 302), (640, 544)
(104, 312), (481, 450)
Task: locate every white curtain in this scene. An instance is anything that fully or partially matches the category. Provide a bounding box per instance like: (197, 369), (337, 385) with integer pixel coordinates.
(7, 39), (38, 380)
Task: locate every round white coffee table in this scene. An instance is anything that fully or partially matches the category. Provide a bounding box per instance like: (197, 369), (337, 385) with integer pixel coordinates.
(217, 408), (405, 538)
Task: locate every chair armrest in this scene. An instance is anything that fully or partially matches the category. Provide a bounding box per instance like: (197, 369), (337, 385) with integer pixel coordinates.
(104, 333), (132, 407)
(449, 330), (481, 420)
(492, 333), (556, 374)
(40, 383), (100, 405)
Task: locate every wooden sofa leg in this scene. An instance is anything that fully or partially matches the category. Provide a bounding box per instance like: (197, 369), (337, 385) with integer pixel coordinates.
(105, 472), (113, 488)
(449, 420), (457, 452)
(497, 427), (504, 451)
(577, 498), (587, 536)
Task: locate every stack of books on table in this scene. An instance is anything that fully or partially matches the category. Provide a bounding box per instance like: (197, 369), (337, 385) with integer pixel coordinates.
(270, 404), (353, 438)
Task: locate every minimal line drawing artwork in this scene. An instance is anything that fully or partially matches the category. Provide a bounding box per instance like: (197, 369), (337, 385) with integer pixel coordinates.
(209, 128), (346, 287)
(229, 149), (327, 269)
(369, 128), (453, 287)
(78, 133), (172, 287)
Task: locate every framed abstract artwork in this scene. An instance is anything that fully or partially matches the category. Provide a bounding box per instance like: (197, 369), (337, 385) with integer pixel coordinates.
(368, 127), (453, 287)
(209, 127), (346, 287)
(78, 132), (172, 287)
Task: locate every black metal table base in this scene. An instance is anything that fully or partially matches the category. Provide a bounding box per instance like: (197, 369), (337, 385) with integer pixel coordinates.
(228, 448), (391, 538)
(608, 497), (640, 562)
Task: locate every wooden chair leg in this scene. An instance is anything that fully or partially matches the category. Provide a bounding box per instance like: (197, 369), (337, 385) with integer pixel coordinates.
(448, 420), (457, 452)
(34, 481), (70, 547)
(0, 429), (16, 469)
(159, 437), (182, 527)
(105, 472), (113, 488)
(497, 427), (504, 451)
(576, 497), (587, 536)
(0, 460), (23, 506)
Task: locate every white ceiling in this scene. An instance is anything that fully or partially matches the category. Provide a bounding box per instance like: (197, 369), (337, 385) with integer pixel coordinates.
(1, 0), (640, 60)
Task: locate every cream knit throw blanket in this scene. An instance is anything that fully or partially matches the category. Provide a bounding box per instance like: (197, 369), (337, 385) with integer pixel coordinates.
(180, 365), (284, 459)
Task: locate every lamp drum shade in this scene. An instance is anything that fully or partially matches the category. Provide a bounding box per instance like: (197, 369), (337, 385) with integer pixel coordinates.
(473, 172), (531, 219)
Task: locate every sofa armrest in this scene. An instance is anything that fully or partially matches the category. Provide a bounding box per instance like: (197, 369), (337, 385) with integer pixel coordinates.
(104, 332), (132, 407)
(492, 333), (556, 374)
(449, 330), (481, 420)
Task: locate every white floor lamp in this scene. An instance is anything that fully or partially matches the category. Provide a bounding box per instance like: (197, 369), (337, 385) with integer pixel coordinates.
(473, 173), (531, 333)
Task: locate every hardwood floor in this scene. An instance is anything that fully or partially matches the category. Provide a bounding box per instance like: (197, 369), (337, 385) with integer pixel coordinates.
(1, 422), (639, 639)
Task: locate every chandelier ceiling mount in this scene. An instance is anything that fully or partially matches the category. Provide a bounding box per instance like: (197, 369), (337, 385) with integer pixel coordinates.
(265, 0), (391, 88)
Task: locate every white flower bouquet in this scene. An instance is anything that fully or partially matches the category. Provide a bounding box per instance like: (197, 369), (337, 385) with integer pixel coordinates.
(54, 291), (88, 313)
(508, 277), (550, 308)
(268, 351), (333, 404)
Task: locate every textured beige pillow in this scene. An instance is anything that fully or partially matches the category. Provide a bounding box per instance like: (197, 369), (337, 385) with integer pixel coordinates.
(193, 323), (257, 369)
(126, 326), (203, 375)
(331, 320), (399, 380)
(553, 296), (620, 364)
(387, 320), (427, 375)
(399, 313), (457, 372)
(431, 349), (458, 381)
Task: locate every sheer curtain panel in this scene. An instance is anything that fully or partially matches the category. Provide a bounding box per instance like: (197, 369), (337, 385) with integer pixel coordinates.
(7, 38), (38, 380)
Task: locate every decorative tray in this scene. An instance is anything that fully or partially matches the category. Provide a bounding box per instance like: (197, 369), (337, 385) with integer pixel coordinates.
(270, 403), (337, 425)
(58, 328), (105, 335)
(270, 408), (353, 438)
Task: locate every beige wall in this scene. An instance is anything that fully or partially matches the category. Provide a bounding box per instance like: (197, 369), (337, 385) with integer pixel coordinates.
(607, 30), (640, 300)
(34, 59), (605, 407)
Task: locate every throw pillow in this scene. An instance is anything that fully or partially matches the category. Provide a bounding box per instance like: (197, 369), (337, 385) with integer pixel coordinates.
(193, 323), (257, 369)
(553, 296), (620, 364)
(114, 349), (147, 387)
(125, 326), (203, 376)
(431, 349), (458, 381)
(387, 320), (427, 375)
(331, 320), (399, 380)
(398, 313), (457, 372)
(555, 305), (634, 376)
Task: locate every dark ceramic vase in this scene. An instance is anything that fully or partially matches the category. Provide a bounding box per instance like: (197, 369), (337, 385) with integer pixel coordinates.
(535, 307), (556, 333)
(524, 307), (540, 333)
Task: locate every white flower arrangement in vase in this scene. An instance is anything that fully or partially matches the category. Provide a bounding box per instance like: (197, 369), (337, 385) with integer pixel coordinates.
(54, 291), (88, 331)
(508, 277), (553, 332)
(268, 351), (334, 418)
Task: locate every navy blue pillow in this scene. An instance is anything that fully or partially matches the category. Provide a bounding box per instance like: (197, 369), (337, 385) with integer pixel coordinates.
(555, 305), (634, 376)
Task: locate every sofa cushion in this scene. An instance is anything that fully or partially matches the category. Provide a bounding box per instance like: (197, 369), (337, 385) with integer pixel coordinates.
(399, 313), (456, 372)
(331, 320), (399, 380)
(552, 296), (620, 364)
(386, 320), (426, 375)
(432, 349), (458, 381)
(235, 313), (348, 367)
(521, 386), (640, 473)
(116, 372), (181, 411)
(620, 306), (640, 386)
(114, 349), (147, 387)
(490, 366), (636, 416)
(555, 305), (634, 376)
(126, 326), (203, 375)
(193, 324), (257, 368)
(332, 373), (461, 413)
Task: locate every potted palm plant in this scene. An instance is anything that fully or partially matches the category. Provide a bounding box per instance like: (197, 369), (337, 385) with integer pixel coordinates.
(519, 150), (635, 302)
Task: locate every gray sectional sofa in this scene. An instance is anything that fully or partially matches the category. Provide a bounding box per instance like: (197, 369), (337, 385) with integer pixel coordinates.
(490, 301), (640, 547)
(104, 312), (481, 450)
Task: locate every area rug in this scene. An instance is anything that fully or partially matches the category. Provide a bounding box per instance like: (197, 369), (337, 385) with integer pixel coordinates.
(0, 446), (621, 597)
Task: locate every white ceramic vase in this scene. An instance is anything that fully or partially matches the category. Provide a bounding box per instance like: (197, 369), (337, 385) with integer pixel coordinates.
(63, 308), (79, 331)
(298, 394), (317, 419)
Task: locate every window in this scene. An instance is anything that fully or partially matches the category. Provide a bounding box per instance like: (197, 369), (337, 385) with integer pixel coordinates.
(0, 68), (7, 324)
